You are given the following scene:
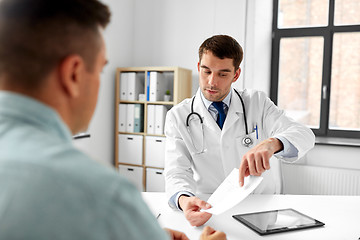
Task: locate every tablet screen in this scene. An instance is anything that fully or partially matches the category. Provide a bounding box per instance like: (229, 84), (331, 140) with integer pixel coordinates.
(232, 208), (325, 235)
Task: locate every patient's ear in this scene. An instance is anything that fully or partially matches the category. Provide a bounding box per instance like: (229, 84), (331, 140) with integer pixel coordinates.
(58, 55), (85, 98)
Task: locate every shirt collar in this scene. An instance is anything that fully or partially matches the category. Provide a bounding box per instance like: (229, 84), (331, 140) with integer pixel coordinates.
(200, 88), (232, 110)
(0, 91), (73, 142)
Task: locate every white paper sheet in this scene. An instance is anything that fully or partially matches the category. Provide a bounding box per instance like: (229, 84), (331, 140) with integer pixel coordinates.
(203, 168), (263, 215)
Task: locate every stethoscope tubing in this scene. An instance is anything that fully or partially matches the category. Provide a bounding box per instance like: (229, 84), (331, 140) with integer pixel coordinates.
(186, 98), (203, 126)
(236, 89), (249, 135)
(187, 89), (248, 134)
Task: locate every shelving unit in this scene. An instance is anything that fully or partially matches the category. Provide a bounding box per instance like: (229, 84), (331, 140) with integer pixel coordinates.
(115, 66), (192, 191)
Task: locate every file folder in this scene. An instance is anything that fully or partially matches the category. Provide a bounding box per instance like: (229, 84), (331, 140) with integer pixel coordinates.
(118, 104), (127, 132)
(147, 104), (155, 134)
(134, 104), (144, 133)
(155, 105), (167, 135)
(127, 72), (144, 101)
(126, 104), (135, 132)
(146, 71), (150, 101)
(149, 72), (165, 101)
(120, 73), (128, 100)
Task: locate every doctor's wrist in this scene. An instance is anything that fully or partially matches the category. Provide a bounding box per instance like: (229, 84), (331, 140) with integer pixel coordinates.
(271, 137), (284, 154)
(178, 194), (191, 211)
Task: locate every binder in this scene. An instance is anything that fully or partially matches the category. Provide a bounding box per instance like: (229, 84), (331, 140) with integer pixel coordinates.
(127, 72), (144, 101)
(146, 71), (150, 101)
(134, 104), (144, 133)
(118, 104), (127, 132)
(149, 72), (165, 101)
(126, 104), (135, 132)
(147, 105), (155, 134)
(155, 105), (167, 135)
(120, 73), (128, 100)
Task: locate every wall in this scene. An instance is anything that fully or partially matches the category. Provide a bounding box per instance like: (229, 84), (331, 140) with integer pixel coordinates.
(243, 0), (273, 94)
(302, 144), (360, 169)
(132, 0), (247, 94)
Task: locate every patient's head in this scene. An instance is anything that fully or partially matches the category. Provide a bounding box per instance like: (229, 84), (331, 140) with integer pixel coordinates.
(0, 0), (110, 90)
(0, 0), (111, 134)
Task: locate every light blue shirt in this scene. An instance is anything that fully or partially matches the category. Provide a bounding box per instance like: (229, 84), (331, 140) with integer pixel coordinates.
(0, 91), (169, 240)
(169, 89), (298, 210)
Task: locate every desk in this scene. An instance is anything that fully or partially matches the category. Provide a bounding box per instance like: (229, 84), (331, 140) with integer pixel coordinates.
(142, 192), (360, 240)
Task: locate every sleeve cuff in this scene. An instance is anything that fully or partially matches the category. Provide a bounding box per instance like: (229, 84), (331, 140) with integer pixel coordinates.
(168, 191), (195, 211)
(274, 136), (299, 158)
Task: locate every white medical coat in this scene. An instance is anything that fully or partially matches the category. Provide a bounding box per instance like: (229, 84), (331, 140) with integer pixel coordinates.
(164, 88), (315, 199)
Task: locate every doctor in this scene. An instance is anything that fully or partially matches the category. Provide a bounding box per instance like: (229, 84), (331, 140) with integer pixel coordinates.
(164, 35), (315, 227)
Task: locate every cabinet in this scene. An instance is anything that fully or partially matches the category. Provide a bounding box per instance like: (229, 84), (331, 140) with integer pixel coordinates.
(115, 67), (192, 191)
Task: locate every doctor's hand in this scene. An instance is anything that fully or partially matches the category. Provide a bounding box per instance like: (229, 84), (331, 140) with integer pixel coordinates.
(178, 195), (212, 226)
(164, 228), (189, 240)
(200, 226), (227, 240)
(239, 138), (283, 187)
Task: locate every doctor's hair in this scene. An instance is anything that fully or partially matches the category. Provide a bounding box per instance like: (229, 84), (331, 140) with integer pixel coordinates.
(198, 35), (243, 70)
(0, 0), (111, 90)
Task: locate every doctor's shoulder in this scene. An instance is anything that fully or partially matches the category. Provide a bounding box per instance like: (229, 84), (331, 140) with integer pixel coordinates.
(239, 88), (269, 105)
(167, 97), (192, 115)
(164, 97), (192, 128)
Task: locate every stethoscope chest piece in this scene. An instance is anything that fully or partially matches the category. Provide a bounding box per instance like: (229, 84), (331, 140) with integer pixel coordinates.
(242, 136), (253, 148)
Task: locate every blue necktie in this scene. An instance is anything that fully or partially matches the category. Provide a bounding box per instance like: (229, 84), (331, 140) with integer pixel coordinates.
(212, 101), (226, 129)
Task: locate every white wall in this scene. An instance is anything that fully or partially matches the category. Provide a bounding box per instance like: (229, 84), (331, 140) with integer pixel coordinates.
(243, 0), (273, 94)
(132, 0), (247, 94)
(302, 145), (360, 169)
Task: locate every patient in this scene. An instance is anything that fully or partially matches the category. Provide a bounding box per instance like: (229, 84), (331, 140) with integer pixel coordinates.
(0, 0), (225, 239)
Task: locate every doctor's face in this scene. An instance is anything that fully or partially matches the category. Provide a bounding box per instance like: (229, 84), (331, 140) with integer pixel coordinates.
(198, 51), (241, 102)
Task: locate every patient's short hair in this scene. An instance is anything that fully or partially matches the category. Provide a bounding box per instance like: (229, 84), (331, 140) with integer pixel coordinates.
(0, 0), (111, 89)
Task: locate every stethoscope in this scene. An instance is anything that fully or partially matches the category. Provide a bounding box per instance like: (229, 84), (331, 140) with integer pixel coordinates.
(186, 89), (254, 154)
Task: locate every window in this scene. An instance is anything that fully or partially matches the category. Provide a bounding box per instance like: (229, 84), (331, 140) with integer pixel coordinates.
(271, 0), (360, 138)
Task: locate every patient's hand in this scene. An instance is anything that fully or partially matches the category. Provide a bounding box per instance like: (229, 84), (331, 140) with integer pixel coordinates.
(164, 228), (189, 240)
(200, 226), (227, 240)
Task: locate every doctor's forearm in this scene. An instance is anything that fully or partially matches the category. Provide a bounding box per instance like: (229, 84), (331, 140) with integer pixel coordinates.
(267, 138), (283, 154)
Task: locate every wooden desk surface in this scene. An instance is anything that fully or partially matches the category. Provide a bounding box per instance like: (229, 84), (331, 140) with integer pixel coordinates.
(142, 192), (360, 240)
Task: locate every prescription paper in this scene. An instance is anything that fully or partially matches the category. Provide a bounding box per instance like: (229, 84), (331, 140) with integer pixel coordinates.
(203, 168), (263, 215)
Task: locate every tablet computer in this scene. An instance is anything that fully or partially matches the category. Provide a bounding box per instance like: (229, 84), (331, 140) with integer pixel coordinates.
(232, 208), (325, 235)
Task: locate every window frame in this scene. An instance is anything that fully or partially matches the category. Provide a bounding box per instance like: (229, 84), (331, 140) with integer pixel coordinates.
(271, 0), (360, 139)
